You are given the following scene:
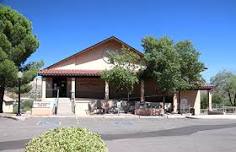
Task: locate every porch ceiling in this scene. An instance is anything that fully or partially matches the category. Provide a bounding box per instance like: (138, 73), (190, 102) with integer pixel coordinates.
(38, 69), (101, 76)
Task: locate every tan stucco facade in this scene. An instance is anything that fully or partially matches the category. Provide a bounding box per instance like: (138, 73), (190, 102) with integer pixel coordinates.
(179, 90), (201, 115)
(38, 36), (212, 116)
(51, 40), (123, 71)
(31, 107), (54, 116)
(3, 101), (13, 113)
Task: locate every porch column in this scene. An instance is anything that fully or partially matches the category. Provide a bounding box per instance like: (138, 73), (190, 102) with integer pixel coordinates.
(105, 81), (109, 100)
(173, 93), (178, 113)
(194, 90), (201, 115)
(71, 78), (76, 99)
(41, 77), (46, 99)
(208, 90), (212, 111)
(140, 80), (144, 102)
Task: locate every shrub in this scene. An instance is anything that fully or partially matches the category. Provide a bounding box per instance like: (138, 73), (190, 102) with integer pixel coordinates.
(22, 99), (33, 112)
(13, 99), (33, 114)
(25, 127), (107, 152)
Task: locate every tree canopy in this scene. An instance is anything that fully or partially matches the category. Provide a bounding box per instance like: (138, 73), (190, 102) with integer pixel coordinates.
(142, 37), (182, 93)
(142, 36), (205, 95)
(211, 70), (236, 106)
(0, 5), (42, 113)
(175, 41), (205, 89)
(101, 47), (141, 99)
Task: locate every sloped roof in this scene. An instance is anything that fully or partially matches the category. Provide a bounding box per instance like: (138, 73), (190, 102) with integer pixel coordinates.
(44, 36), (143, 70)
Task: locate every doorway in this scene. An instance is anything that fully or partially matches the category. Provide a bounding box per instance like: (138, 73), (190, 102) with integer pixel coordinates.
(53, 77), (68, 97)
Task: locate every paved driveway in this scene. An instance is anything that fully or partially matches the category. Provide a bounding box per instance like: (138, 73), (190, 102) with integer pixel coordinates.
(1, 117), (236, 152)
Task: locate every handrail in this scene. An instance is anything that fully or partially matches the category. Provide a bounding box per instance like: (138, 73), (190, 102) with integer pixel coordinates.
(55, 89), (59, 115)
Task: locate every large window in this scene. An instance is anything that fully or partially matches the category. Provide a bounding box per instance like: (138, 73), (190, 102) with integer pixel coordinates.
(76, 77), (105, 99)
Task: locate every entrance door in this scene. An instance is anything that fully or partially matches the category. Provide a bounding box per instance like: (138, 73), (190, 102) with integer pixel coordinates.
(53, 77), (67, 97)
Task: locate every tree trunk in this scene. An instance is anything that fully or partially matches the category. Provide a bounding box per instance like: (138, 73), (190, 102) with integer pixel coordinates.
(0, 85), (5, 113)
(234, 93), (236, 106)
(228, 92), (233, 106)
(162, 95), (166, 110)
(178, 90), (181, 113)
(127, 92), (130, 102)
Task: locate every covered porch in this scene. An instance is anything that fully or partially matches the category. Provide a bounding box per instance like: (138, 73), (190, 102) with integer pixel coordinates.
(38, 69), (213, 116)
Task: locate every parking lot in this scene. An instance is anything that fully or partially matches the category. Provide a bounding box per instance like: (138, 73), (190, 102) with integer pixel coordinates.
(1, 117), (236, 152)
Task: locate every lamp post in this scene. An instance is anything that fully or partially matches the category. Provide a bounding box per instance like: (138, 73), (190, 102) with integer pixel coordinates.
(16, 71), (23, 116)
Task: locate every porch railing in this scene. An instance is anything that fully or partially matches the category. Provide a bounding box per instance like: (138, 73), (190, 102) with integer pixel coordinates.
(201, 106), (236, 114)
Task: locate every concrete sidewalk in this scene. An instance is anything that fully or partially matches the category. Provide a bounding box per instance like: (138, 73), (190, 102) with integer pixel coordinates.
(187, 114), (236, 119)
(2, 112), (236, 120)
(1, 113), (187, 120)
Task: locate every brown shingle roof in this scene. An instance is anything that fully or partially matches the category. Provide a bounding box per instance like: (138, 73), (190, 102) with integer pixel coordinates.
(198, 85), (214, 90)
(38, 69), (101, 76)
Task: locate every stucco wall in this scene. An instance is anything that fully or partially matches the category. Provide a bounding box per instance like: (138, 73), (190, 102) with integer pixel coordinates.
(3, 102), (13, 113)
(51, 40), (123, 70)
(179, 90), (201, 115)
(31, 107), (54, 116)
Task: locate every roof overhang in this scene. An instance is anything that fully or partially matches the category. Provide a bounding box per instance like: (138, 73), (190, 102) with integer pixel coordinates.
(38, 69), (102, 77)
(197, 85), (214, 90)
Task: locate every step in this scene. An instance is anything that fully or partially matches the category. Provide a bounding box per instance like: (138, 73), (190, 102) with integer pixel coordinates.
(57, 99), (74, 116)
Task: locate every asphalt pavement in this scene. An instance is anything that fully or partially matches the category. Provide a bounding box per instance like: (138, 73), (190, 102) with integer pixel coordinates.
(1, 117), (236, 152)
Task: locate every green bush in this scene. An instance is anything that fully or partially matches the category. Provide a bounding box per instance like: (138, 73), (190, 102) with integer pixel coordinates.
(13, 99), (33, 114)
(22, 99), (33, 112)
(25, 128), (107, 152)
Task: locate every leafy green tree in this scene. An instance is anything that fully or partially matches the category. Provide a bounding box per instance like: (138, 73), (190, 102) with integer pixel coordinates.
(101, 47), (141, 100)
(175, 41), (205, 89)
(226, 75), (236, 105)
(201, 93), (223, 109)
(210, 70), (236, 106)
(142, 36), (205, 104)
(0, 5), (42, 113)
(142, 37), (182, 103)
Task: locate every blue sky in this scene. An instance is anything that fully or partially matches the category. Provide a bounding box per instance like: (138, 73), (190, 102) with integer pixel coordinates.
(1, 0), (236, 82)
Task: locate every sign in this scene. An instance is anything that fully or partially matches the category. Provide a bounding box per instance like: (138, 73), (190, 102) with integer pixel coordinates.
(33, 101), (53, 108)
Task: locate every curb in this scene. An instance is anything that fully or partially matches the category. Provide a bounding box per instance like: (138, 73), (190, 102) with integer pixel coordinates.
(186, 115), (236, 120)
(0, 115), (19, 120)
(185, 116), (200, 119)
(0, 114), (28, 121)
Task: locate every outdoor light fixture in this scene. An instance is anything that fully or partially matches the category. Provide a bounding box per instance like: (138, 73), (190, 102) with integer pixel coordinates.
(16, 71), (23, 116)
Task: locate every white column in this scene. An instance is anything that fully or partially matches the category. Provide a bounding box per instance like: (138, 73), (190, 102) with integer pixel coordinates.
(41, 77), (46, 99)
(71, 78), (76, 99)
(208, 90), (212, 111)
(194, 90), (201, 115)
(140, 80), (145, 102)
(173, 93), (178, 113)
(105, 81), (109, 100)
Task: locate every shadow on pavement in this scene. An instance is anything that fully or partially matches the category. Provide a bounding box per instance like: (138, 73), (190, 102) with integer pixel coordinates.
(102, 123), (236, 140)
(1, 123), (236, 150)
(0, 139), (29, 151)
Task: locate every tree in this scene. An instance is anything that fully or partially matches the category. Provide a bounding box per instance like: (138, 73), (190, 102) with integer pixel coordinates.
(226, 75), (236, 106)
(142, 37), (182, 102)
(101, 47), (141, 100)
(211, 70), (236, 106)
(142, 36), (205, 104)
(0, 5), (42, 113)
(175, 41), (205, 89)
(201, 93), (223, 109)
